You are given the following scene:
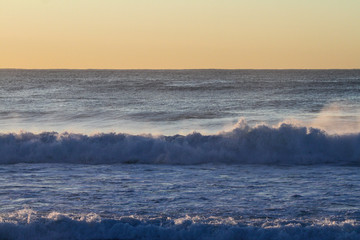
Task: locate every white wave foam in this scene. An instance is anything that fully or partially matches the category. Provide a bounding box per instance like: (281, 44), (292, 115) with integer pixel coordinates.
(0, 210), (359, 240)
(0, 122), (359, 165)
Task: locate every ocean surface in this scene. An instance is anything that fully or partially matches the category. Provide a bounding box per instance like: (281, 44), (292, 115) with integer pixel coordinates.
(0, 69), (359, 240)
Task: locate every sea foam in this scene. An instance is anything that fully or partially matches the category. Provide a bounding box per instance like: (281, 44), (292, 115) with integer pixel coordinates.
(0, 211), (359, 240)
(0, 122), (359, 165)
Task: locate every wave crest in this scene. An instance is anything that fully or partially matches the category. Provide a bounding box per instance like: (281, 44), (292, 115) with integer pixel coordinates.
(1, 123), (359, 165)
(0, 211), (359, 240)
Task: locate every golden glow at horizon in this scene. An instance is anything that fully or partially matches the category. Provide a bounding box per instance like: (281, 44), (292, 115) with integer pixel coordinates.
(1, 0), (360, 69)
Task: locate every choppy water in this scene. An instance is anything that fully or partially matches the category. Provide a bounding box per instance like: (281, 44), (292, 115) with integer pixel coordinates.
(0, 69), (359, 239)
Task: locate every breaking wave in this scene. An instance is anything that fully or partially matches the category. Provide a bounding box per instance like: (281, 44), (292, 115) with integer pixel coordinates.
(0, 210), (359, 240)
(0, 122), (359, 165)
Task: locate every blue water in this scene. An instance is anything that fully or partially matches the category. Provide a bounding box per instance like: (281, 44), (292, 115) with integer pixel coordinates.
(0, 69), (359, 239)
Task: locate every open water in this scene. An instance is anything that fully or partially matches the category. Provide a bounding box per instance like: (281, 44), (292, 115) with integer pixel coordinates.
(0, 69), (359, 239)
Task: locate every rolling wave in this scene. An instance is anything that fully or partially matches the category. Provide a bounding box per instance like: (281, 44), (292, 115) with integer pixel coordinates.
(0, 211), (359, 240)
(0, 122), (359, 165)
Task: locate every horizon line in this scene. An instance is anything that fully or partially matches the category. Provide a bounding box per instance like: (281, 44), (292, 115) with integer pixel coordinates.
(1, 68), (360, 71)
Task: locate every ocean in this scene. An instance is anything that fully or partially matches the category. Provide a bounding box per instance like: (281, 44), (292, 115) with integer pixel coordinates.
(0, 69), (359, 240)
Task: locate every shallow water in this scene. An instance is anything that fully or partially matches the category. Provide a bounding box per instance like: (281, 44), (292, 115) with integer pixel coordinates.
(1, 164), (359, 222)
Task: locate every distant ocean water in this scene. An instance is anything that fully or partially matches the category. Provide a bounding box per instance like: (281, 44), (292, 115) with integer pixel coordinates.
(0, 69), (359, 240)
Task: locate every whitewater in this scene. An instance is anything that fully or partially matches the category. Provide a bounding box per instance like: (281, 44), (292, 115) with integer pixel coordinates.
(0, 69), (359, 239)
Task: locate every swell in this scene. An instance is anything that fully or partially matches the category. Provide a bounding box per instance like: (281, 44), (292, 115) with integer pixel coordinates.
(0, 123), (359, 165)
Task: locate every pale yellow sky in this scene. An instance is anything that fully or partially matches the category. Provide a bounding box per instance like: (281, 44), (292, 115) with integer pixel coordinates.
(1, 0), (360, 69)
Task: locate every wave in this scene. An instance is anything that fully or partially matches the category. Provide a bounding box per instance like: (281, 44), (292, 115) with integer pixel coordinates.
(0, 211), (359, 240)
(0, 122), (359, 165)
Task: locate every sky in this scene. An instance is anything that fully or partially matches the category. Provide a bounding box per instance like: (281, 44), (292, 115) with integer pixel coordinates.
(1, 0), (360, 69)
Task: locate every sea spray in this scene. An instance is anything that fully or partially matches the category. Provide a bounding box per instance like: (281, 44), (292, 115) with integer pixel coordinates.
(0, 123), (359, 165)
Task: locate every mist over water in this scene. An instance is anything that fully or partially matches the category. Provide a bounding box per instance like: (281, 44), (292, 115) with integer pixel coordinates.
(1, 69), (359, 135)
(0, 70), (360, 239)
